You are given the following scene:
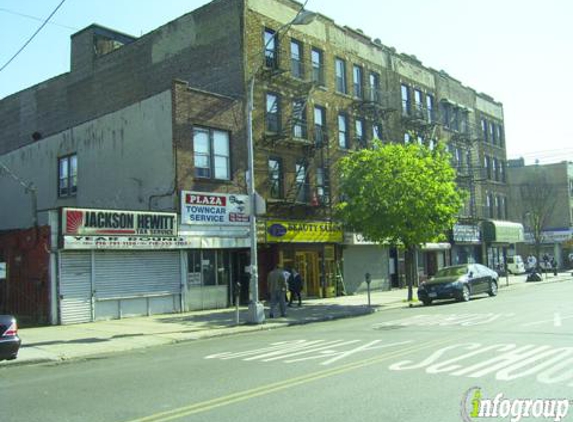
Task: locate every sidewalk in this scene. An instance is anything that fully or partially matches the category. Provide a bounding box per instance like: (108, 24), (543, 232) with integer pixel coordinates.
(2, 271), (571, 367)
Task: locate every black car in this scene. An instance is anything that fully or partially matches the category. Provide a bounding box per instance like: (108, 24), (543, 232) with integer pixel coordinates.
(0, 315), (21, 361)
(417, 264), (499, 306)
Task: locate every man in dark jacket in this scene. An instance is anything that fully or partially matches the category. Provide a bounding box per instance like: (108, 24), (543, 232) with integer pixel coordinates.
(288, 268), (303, 307)
(267, 264), (288, 318)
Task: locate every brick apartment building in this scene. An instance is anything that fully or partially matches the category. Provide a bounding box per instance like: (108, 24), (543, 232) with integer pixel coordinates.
(0, 0), (520, 324)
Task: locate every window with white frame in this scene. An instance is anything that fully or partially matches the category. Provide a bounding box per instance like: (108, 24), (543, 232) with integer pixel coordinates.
(401, 84), (411, 116)
(314, 105), (326, 146)
(414, 89), (423, 115)
(295, 161), (310, 203)
(268, 157), (283, 199)
(338, 113), (349, 148)
(368, 72), (380, 102)
(353, 64), (363, 98)
(58, 154), (77, 197)
(266, 92), (280, 133)
(193, 127), (230, 180)
(311, 48), (324, 86)
(426, 94), (434, 122)
(264, 28), (278, 69)
(335, 58), (347, 94)
(292, 99), (307, 139)
(355, 118), (365, 147)
(290, 39), (303, 78)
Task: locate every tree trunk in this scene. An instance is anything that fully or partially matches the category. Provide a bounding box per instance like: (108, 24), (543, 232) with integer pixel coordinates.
(404, 245), (419, 302)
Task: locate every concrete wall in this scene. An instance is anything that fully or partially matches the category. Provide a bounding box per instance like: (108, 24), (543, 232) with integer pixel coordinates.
(0, 0), (244, 155)
(0, 91), (174, 230)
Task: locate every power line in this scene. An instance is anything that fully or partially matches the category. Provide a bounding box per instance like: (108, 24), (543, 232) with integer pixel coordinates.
(0, 7), (78, 31)
(0, 0), (68, 73)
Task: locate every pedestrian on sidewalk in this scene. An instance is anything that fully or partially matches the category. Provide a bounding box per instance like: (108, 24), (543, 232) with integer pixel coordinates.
(551, 257), (558, 276)
(288, 268), (303, 307)
(267, 264), (288, 318)
(527, 253), (537, 274)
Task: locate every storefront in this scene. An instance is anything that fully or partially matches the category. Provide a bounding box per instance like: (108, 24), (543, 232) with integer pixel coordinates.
(451, 223), (482, 265)
(258, 220), (343, 298)
(59, 208), (182, 324)
(482, 220), (524, 270)
(418, 243), (451, 281)
(342, 233), (390, 294)
(180, 191), (251, 310)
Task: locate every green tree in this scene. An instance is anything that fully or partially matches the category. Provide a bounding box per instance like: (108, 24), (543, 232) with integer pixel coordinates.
(336, 141), (466, 301)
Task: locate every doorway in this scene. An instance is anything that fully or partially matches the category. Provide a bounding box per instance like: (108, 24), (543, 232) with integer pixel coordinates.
(294, 251), (320, 297)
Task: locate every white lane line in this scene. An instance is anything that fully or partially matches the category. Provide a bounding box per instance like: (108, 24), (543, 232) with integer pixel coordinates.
(522, 314), (573, 327)
(554, 313), (562, 327)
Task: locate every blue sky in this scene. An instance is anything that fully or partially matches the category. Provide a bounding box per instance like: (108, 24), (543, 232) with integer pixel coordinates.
(1, 0), (572, 164)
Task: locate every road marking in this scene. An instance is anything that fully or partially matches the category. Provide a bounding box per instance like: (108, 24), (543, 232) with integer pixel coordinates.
(372, 313), (515, 328)
(522, 314), (573, 327)
(123, 334), (474, 422)
(555, 313), (563, 327)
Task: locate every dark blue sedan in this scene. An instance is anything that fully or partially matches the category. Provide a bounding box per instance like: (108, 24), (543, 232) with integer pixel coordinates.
(417, 264), (499, 306)
(0, 315), (21, 361)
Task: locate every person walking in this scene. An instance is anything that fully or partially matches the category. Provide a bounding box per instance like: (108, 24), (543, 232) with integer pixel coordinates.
(526, 253), (537, 273)
(267, 264), (288, 318)
(288, 268), (303, 307)
(551, 257), (558, 276)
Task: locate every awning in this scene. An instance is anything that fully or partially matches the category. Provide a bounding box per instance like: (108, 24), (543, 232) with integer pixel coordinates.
(482, 220), (524, 243)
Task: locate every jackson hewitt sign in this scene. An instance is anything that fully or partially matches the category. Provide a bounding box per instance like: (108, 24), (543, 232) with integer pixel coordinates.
(62, 208), (177, 237)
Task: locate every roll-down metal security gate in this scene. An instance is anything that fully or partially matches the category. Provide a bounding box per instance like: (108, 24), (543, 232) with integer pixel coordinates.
(59, 251), (181, 324)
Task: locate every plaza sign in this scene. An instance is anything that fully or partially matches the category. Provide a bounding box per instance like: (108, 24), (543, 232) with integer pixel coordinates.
(181, 191), (250, 225)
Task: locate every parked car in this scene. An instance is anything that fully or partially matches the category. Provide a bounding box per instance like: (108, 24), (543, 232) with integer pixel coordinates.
(506, 255), (525, 274)
(0, 315), (21, 361)
(417, 264), (498, 306)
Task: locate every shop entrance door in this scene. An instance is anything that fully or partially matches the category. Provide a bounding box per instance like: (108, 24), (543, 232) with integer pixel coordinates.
(294, 251), (320, 297)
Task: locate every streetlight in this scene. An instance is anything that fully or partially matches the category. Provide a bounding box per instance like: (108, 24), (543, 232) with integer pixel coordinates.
(246, 5), (317, 324)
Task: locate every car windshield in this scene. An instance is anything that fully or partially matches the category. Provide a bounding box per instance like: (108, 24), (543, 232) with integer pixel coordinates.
(434, 266), (468, 277)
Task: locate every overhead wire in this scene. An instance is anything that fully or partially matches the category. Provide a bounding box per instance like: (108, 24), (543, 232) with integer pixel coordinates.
(0, 0), (68, 73)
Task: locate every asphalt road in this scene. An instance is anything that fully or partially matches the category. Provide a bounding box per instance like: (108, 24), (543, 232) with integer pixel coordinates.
(2, 280), (572, 422)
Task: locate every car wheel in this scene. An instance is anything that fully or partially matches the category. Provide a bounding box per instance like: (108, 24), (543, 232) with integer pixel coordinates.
(422, 298), (432, 306)
(488, 280), (498, 297)
(459, 285), (470, 302)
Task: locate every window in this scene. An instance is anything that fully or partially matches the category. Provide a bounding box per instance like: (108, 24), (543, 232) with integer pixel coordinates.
(338, 113), (349, 149)
(352, 65), (363, 98)
(292, 99), (307, 139)
(264, 28), (278, 69)
(460, 111), (469, 133)
(335, 58), (347, 94)
(485, 156), (492, 180)
(500, 160), (506, 182)
(58, 154), (77, 197)
(311, 48), (324, 86)
(497, 196), (505, 219)
(372, 122), (383, 141)
(314, 106), (326, 146)
(295, 161), (310, 203)
(490, 122), (496, 144)
(498, 125), (505, 147)
(401, 84), (411, 116)
(193, 127), (230, 180)
(368, 72), (380, 103)
(404, 132), (411, 144)
(266, 93), (280, 133)
(492, 158), (498, 181)
(440, 101), (450, 128)
(355, 119), (365, 148)
(414, 89), (423, 116)
(451, 107), (459, 132)
(426, 94), (434, 122)
(316, 167), (329, 205)
(487, 192), (494, 218)
(481, 119), (489, 142)
(290, 39), (303, 78)
(268, 158), (283, 199)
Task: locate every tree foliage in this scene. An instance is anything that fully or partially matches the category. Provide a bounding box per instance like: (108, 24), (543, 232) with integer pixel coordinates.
(336, 141), (465, 246)
(336, 141), (466, 300)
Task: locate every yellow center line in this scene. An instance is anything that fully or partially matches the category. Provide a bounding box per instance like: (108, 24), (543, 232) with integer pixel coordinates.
(124, 333), (475, 422)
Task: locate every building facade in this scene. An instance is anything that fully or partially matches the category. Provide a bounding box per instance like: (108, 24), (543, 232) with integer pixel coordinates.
(0, 0), (518, 323)
(507, 161), (573, 268)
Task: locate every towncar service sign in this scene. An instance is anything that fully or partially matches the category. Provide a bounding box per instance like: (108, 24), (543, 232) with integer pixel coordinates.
(181, 191), (250, 225)
(62, 208), (177, 236)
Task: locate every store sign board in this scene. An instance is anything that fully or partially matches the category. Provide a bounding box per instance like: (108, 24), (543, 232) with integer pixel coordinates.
(265, 221), (343, 243)
(453, 224), (481, 243)
(181, 191), (250, 225)
(64, 236), (194, 250)
(62, 208), (177, 237)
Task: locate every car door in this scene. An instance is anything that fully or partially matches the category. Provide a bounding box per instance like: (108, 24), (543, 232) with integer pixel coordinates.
(467, 264), (485, 294)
